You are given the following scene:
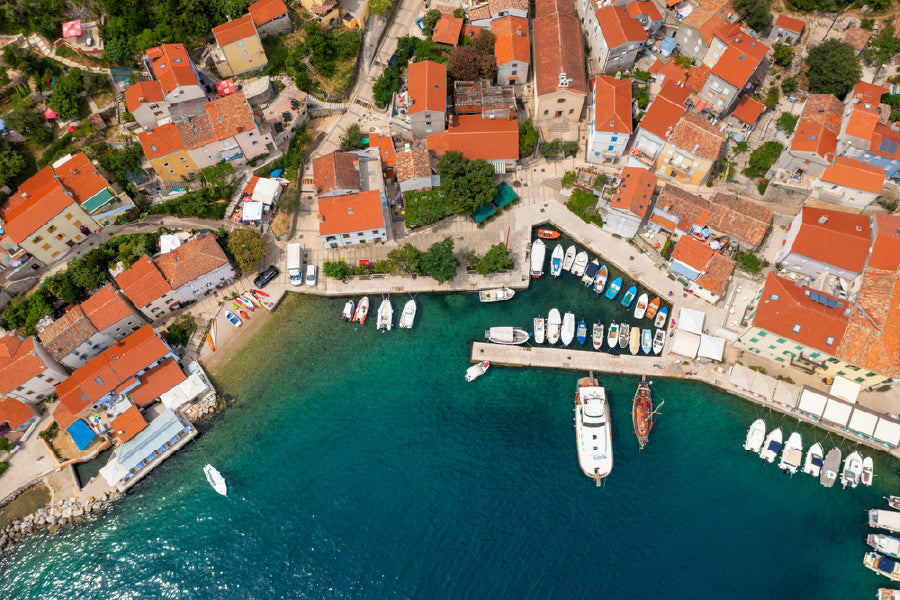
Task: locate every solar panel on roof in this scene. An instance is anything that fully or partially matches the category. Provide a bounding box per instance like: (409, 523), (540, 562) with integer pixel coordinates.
(880, 139), (899, 155)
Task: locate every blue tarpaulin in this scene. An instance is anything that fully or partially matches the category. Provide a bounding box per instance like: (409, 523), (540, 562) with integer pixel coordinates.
(67, 419), (97, 451)
(493, 181), (518, 208)
(660, 37), (676, 57)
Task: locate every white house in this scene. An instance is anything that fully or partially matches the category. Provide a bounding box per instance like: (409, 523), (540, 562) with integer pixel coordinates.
(154, 233), (236, 304)
(776, 206), (872, 280)
(318, 190), (387, 248)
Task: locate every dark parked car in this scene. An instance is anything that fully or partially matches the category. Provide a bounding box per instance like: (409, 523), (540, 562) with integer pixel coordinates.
(254, 265), (280, 288)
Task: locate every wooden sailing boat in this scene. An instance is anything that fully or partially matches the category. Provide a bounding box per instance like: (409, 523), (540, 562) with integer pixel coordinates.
(631, 376), (663, 449)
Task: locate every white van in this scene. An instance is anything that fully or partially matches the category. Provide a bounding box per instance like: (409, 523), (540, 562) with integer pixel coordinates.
(306, 264), (317, 287)
(286, 243), (304, 286)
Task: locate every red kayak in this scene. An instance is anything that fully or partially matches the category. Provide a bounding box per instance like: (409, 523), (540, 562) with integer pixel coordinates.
(537, 229), (560, 239)
(239, 309), (250, 320)
(252, 288), (270, 297)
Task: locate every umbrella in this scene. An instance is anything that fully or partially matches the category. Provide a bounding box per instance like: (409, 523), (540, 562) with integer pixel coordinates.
(216, 79), (236, 96)
(67, 125), (76, 133)
(62, 20), (82, 38)
(232, 212), (242, 223)
(44, 108), (58, 119)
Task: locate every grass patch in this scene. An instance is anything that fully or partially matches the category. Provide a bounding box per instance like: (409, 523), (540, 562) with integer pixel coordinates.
(734, 249), (769, 274)
(566, 188), (602, 226)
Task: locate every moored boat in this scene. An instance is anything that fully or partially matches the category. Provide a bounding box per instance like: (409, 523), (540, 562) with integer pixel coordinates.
(802, 442), (824, 477)
(399, 299), (417, 329)
(605, 277), (622, 300)
(821, 447), (841, 488)
(633, 293), (649, 319)
(485, 326), (530, 345)
(534, 317), (545, 344)
(204, 464), (227, 496)
(842, 450), (863, 488)
(479, 287), (515, 302)
(547, 309), (561, 345)
(865, 552), (900, 582)
(574, 374), (613, 484)
(654, 306), (669, 328)
(872, 510), (900, 534)
(354, 296), (369, 324)
(342, 299), (355, 320)
(550, 244), (564, 277)
(878, 589), (900, 600)
(592, 322), (604, 350)
(607, 322), (619, 349)
(652, 328), (665, 354)
(561, 312), (576, 346)
(576, 319), (587, 345)
(888, 496), (900, 510)
(618, 323), (630, 349)
(377, 298), (393, 331)
(864, 456), (875, 486)
(562, 245), (576, 272)
(759, 427), (782, 463)
(743, 419), (766, 453)
(571, 251), (589, 277)
(621, 285), (637, 307)
(631, 375), (654, 449)
(582, 259), (599, 286)
(537, 228), (560, 239)
(530, 239), (546, 278)
(640, 329), (652, 354)
(629, 326), (640, 355)
(645, 297), (661, 320)
(870, 534), (900, 560)
(594, 264), (608, 294)
(778, 432), (803, 474)
(465, 360), (490, 382)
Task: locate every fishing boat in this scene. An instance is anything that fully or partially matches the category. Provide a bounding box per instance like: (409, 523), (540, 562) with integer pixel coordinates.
(621, 285), (637, 307)
(864, 456), (875, 486)
(631, 375), (655, 449)
(562, 245), (576, 272)
(592, 323), (604, 350)
(779, 432), (803, 474)
(645, 297), (661, 320)
(561, 312), (576, 346)
(872, 510), (900, 534)
(354, 296), (369, 324)
(341, 299), (355, 320)
(888, 496), (900, 510)
(252, 288), (269, 297)
(576, 319), (587, 345)
(594, 264), (608, 294)
(654, 306), (669, 328)
(652, 328), (665, 354)
(743, 419), (766, 453)
(574, 374), (613, 484)
(605, 277), (622, 300)
(530, 239), (546, 278)
(377, 298), (393, 331)
(865, 552), (900, 582)
(629, 326), (640, 355)
(842, 450), (863, 488)
(633, 293), (649, 319)
(485, 327), (530, 345)
(878, 589), (900, 600)
(821, 447), (841, 488)
(607, 322), (619, 349)
(465, 360), (490, 382)
(534, 317), (545, 344)
(547, 309), (561, 345)
(870, 534), (900, 560)
(225, 311), (241, 327)
(537, 228), (560, 239)
(618, 323), (630, 349)
(571, 251), (589, 277)
(399, 299), (417, 329)
(550, 244), (564, 277)
(759, 427), (782, 463)
(582, 259), (599, 286)
(802, 442), (824, 477)
(640, 329), (652, 354)
(479, 288), (515, 302)
(203, 464), (227, 496)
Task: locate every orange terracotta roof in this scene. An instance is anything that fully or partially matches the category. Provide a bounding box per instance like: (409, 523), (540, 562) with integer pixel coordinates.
(535, 0), (578, 18)
(318, 190), (385, 235)
(111, 405), (148, 442)
(707, 192), (773, 248)
(81, 283), (139, 332)
(800, 94), (843, 131)
(312, 151), (361, 195)
(851, 80), (887, 106)
(114, 255), (173, 309)
(819, 156), (885, 194)
(52, 402), (78, 430)
(52, 153), (108, 205)
(138, 123), (185, 160)
(785, 207), (871, 273)
(154, 233), (230, 290)
(731, 96), (765, 125)
(129, 357), (186, 406)
(462, 24), (482, 40)
(533, 5), (587, 96)
(596, 5), (646, 49)
(870, 122), (900, 160)
(656, 184), (710, 233)
(696, 251), (735, 297)
(868, 214), (900, 270)
(667, 112), (724, 159)
(175, 114), (216, 149)
(843, 26), (872, 52)
(0, 337), (53, 397)
(774, 13), (804, 34)
(489, 0), (529, 13)
(685, 63), (711, 94)
(837, 266), (900, 379)
(624, 1), (662, 22)
(671, 235), (715, 271)
(0, 397), (36, 430)
(844, 107), (880, 141)
(248, 0), (288, 25)
(491, 16), (530, 66)
(146, 44), (198, 95)
(3, 165), (57, 214)
(610, 167), (656, 218)
(407, 61), (447, 115)
(205, 91), (256, 140)
(0, 334), (22, 359)
(649, 59), (689, 85)
(432, 14), (463, 45)
(367, 133), (396, 168)
(426, 114), (518, 161)
(649, 211), (678, 231)
(790, 122), (837, 160)
(395, 147), (432, 182)
(37, 305), (98, 362)
(213, 15), (258, 47)
(3, 178), (77, 244)
(710, 32), (769, 89)
(638, 81), (689, 139)
(124, 80), (165, 112)
(593, 75), (632, 134)
(469, 5), (491, 21)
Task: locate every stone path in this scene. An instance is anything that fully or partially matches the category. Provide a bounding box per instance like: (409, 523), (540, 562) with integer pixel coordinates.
(25, 34), (107, 74)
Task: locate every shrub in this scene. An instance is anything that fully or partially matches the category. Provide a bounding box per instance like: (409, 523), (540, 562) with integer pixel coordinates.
(776, 112), (799, 132)
(323, 260), (351, 279)
(566, 189), (602, 226)
(879, 194), (899, 212)
(561, 171), (576, 187)
(757, 180), (768, 195)
(745, 141), (783, 178)
(539, 139), (561, 160)
(227, 228), (269, 273)
(773, 44), (793, 67)
(165, 315), (196, 348)
(403, 189), (453, 228)
(735, 249), (769, 273)
(562, 141), (579, 157)
(660, 237), (675, 260)
(519, 118), (538, 156)
(476, 243), (513, 275)
(781, 76), (798, 94)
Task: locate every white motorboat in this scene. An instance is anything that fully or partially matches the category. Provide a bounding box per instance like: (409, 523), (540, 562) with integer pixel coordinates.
(779, 432), (803, 474)
(633, 293), (649, 319)
(550, 243), (564, 277)
(204, 464), (227, 496)
(479, 288), (515, 302)
(485, 327), (530, 345)
(575, 374), (613, 484)
(802, 442), (824, 478)
(759, 427), (782, 463)
(562, 245), (576, 272)
(353, 296), (369, 324)
(561, 312), (575, 346)
(652, 328), (665, 355)
(530, 238), (546, 278)
(547, 309), (561, 345)
(871, 510), (900, 534)
(582, 259), (600, 286)
(865, 551), (900, 582)
(534, 317), (545, 344)
(341, 299), (355, 320)
(821, 447), (841, 488)
(592, 322), (604, 350)
(743, 419), (766, 453)
(377, 298), (393, 331)
(465, 360), (490, 382)
(606, 322), (618, 349)
(571, 251), (589, 277)
(863, 456), (874, 486)
(869, 534), (900, 560)
(842, 450), (863, 489)
(399, 299), (417, 329)
(654, 306), (669, 329)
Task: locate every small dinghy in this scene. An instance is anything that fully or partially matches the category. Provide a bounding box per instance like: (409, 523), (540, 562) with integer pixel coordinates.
(645, 297), (661, 320)
(576, 319), (587, 345)
(654, 306), (668, 328)
(399, 299), (417, 329)
(652, 328), (665, 354)
(759, 427), (783, 463)
(592, 322), (604, 350)
(594, 264), (608, 294)
(605, 277), (622, 300)
(354, 297), (369, 324)
(743, 419), (766, 453)
(547, 309), (561, 345)
(225, 311), (241, 327)
(342, 299), (355, 320)
(571, 251), (589, 277)
(479, 288), (515, 302)
(803, 442), (824, 477)
(466, 360), (490, 382)
(841, 450), (863, 489)
(779, 432), (803, 474)
(621, 285), (637, 307)
(537, 228), (559, 239)
(633, 293), (649, 319)
(550, 244), (564, 277)
(582, 259), (599, 286)
(204, 464), (227, 496)
(562, 245), (576, 272)
(629, 326), (640, 355)
(619, 323), (630, 349)
(377, 298), (393, 331)
(641, 329), (652, 354)
(561, 312), (576, 346)
(606, 322), (619, 349)
(534, 317), (545, 344)
(863, 456), (875, 486)
(486, 327), (530, 345)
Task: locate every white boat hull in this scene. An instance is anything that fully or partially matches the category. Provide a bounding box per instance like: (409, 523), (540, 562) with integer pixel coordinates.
(575, 381), (612, 482)
(779, 432), (803, 474)
(760, 428), (782, 463)
(377, 299), (393, 331)
(399, 300), (417, 329)
(803, 442), (824, 478)
(743, 419), (765, 453)
(534, 318), (545, 344)
(547, 309), (561, 345)
(204, 464), (227, 496)
(561, 312), (575, 346)
(530, 239), (546, 278)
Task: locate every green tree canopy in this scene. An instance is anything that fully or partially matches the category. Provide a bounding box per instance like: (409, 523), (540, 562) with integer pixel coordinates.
(775, 112), (798, 132)
(448, 31), (496, 81)
(423, 9), (441, 36)
(806, 39), (861, 99)
(519, 118), (538, 156)
(477, 243), (513, 275)
(369, 0), (391, 15)
(0, 148), (25, 187)
(47, 67), (84, 118)
(227, 228), (269, 273)
(437, 152), (498, 214)
(340, 123), (365, 150)
(732, 0), (772, 33)
(387, 243), (423, 274)
(420, 237), (459, 284)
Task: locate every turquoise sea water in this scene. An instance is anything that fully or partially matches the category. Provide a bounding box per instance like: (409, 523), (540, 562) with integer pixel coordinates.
(1, 258), (898, 599)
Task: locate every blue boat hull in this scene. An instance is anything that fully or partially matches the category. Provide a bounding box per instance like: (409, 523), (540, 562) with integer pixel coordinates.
(605, 277), (622, 300)
(576, 321), (587, 344)
(621, 286), (637, 307)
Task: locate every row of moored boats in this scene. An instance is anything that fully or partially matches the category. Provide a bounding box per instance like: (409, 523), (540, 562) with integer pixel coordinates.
(340, 296), (418, 330)
(533, 310), (667, 355)
(864, 497), (900, 591)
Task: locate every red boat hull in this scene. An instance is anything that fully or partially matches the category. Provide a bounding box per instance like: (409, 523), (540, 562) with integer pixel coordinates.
(537, 229), (560, 239)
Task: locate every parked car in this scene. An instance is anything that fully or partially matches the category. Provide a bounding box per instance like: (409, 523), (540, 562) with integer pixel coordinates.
(254, 265), (280, 288)
(305, 264), (317, 287)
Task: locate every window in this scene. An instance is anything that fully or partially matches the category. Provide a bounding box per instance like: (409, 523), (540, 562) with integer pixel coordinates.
(238, 40), (243, 47)
(56, 234), (64, 241)
(768, 344), (776, 350)
(557, 98), (566, 104)
(51, 251), (59, 257)
(810, 352), (820, 358)
(242, 50), (248, 56)
(47, 225), (56, 233)
(757, 331), (767, 337)
(169, 170), (175, 174)
(543, 110), (549, 116)
(826, 336), (834, 346)
(611, 136), (618, 142)
(867, 372), (877, 377)
(73, 221), (81, 227)
(608, 145), (614, 152)
(776, 338), (785, 343)
(855, 377), (866, 383)
(42, 243), (51, 250)
(95, 377), (104, 386)
(252, 141), (258, 145)
(342, 234), (350, 239)
(163, 162), (170, 167)
(750, 338), (758, 343)
(837, 371), (846, 376)
(568, 109), (574, 115)
(65, 213), (72, 219)
(775, 357), (784, 363)
(180, 157), (187, 162)
(827, 358), (839, 364)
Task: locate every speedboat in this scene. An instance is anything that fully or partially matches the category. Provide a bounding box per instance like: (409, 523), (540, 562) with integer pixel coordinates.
(399, 299), (417, 329)
(594, 264), (608, 294)
(534, 317), (545, 344)
(592, 322), (604, 350)
(802, 442), (824, 477)
(652, 328), (665, 354)
(619, 323), (630, 349)
(779, 432), (803, 474)
(465, 360), (490, 382)
(631, 375), (654, 449)
(479, 288), (515, 302)
(759, 427), (783, 463)
(640, 329), (652, 354)
(633, 293), (649, 319)
(576, 319), (587, 344)
(645, 297), (660, 320)
(571, 251), (589, 277)
(888, 496), (900, 511)
(582, 259), (599, 286)
(743, 419), (766, 453)
(225, 311), (241, 327)
(377, 298), (393, 331)
(629, 326), (640, 355)
(863, 456), (874, 486)
(550, 244), (564, 277)
(561, 312), (576, 346)
(342, 299), (355, 320)
(870, 534), (900, 560)
(537, 228), (560, 239)
(530, 239), (546, 278)
(654, 306), (669, 328)
(485, 327), (530, 345)
(354, 296), (369, 324)
(864, 552), (900, 582)
(821, 447), (841, 488)
(204, 464), (227, 496)
(547, 309), (561, 345)
(607, 322), (619, 349)
(575, 374), (613, 484)
(621, 285), (637, 307)
(605, 277), (622, 300)
(841, 450), (863, 488)
(562, 245), (576, 272)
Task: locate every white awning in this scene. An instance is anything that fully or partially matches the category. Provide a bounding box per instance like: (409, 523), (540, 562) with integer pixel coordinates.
(677, 307), (705, 335)
(160, 372), (210, 411)
(797, 388), (828, 418)
(670, 329), (700, 358)
(874, 418), (900, 447)
(847, 408), (879, 436)
(242, 201), (263, 221)
(698, 334), (725, 361)
(750, 372), (776, 399)
(99, 457), (129, 486)
(772, 381), (800, 408)
(252, 177), (281, 205)
(728, 364), (754, 390)
(821, 398), (852, 427)
(159, 234), (183, 254)
(830, 376), (861, 404)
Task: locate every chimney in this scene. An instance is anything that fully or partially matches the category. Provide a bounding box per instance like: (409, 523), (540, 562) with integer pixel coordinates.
(317, 214), (324, 223)
(818, 215), (828, 225)
(404, 143), (411, 152)
(692, 144), (700, 154)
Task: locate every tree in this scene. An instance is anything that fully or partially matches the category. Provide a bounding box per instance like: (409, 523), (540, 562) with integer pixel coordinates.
(437, 152), (498, 214)
(744, 141), (783, 178)
(477, 243), (513, 275)
(387, 243), (423, 274)
(864, 30), (900, 67)
(781, 76), (798, 94)
(44, 272), (80, 304)
(448, 32), (495, 81)
(340, 123), (365, 150)
(732, 0), (771, 33)
(519, 118), (538, 156)
(562, 141), (579, 157)
(775, 112), (798, 132)
(420, 237), (458, 284)
(4, 109), (41, 136)
(0, 148), (25, 186)
(540, 140), (561, 160)
(396, 36), (420, 63)
(47, 67), (84, 118)
(423, 9), (441, 36)
(165, 314), (196, 347)
(68, 247), (116, 291)
(806, 39), (861, 99)
(773, 44), (793, 67)
(323, 260), (351, 278)
(369, 0), (391, 15)
(373, 68), (400, 108)
(227, 228), (269, 273)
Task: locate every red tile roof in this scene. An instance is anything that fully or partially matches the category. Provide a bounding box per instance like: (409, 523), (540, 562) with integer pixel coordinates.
(248, 0), (288, 25)
(81, 283), (139, 332)
(395, 146), (432, 182)
(710, 32), (769, 89)
(491, 16), (530, 66)
(129, 357), (186, 406)
(114, 255), (173, 309)
(869, 122), (900, 160)
(624, 1), (662, 22)
(52, 402), (78, 430)
(124, 80), (165, 112)
(0, 336), (54, 397)
(53, 153), (108, 205)
(426, 114), (519, 161)
(707, 192), (773, 248)
(176, 114), (216, 150)
(785, 206), (871, 273)
(489, 0), (529, 14)
(851, 80), (887, 106)
(37, 305), (98, 362)
(844, 107), (880, 141)
(819, 156), (885, 194)
(671, 232), (715, 270)
(407, 61), (447, 115)
(682, 1), (732, 43)
(111, 405), (148, 442)
(596, 5), (646, 49)
(154, 233), (230, 290)
(432, 14), (463, 45)
(2, 175), (78, 244)
(610, 167), (656, 218)
(731, 96), (765, 125)
(205, 91), (256, 139)
(638, 81), (689, 139)
(667, 112), (725, 159)
(312, 151), (361, 195)
(533, 1), (587, 96)
(367, 133), (396, 168)
(138, 122), (185, 160)
(649, 59), (689, 85)
(655, 184), (709, 233)
(843, 26), (872, 52)
(774, 13), (804, 34)
(837, 267), (900, 379)
(0, 397), (37, 430)
(593, 75), (632, 134)
(800, 94), (843, 131)
(535, 0), (578, 18)
(146, 44), (199, 95)
(868, 214), (900, 270)
(685, 63), (711, 93)
(791, 122), (837, 160)
(213, 15), (259, 47)
(696, 251), (735, 297)
(318, 190), (385, 235)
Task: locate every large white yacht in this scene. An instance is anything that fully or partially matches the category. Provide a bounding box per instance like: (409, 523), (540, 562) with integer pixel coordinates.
(575, 374), (612, 485)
